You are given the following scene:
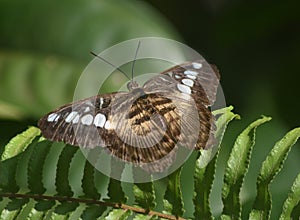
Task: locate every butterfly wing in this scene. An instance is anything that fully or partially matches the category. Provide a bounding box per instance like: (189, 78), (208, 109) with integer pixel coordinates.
(38, 93), (120, 148)
(143, 59), (220, 150)
(143, 59), (220, 106)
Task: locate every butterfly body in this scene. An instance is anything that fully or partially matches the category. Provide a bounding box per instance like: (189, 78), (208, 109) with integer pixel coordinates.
(38, 60), (220, 172)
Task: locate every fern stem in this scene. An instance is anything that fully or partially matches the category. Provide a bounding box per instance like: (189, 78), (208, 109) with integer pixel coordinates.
(0, 193), (186, 220)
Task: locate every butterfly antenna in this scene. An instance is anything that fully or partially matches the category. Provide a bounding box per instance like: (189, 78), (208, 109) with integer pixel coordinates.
(90, 51), (131, 80)
(131, 40), (141, 81)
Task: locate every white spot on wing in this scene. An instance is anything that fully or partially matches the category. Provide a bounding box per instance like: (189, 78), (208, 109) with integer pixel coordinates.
(186, 75), (196, 79)
(104, 120), (113, 129)
(84, 107), (90, 113)
(175, 75), (181, 79)
(182, 78), (194, 87)
(94, 113), (106, 127)
(177, 84), (191, 94)
(184, 70), (198, 76)
(54, 115), (60, 121)
(73, 115), (80, 124)
(47, 113), (58, 122)
(81, 114), (93, 125)
(65, 111), (78, 123)
(192, 62), (202, 69)
(99, 98), (104, 109)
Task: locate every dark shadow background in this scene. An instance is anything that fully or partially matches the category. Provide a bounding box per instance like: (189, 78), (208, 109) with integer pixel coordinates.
(145, 0), (300, 128)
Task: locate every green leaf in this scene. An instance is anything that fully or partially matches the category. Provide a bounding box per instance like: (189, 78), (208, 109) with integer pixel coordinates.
(291, 202), (300, 219)
(0, 158), (19, 193)
(55, 145), (78, 197)
(106, 178), (126, 204)
(0, 53), (83, 119)
(0, 1), (178, 62)
(164, 168), (184, 217)
(27, 206), (47, 219)
(193, 152), (217, 220)
(29, 200), (55, 219)
(250, 127), (300, 219)
(0, 198), (28, 220)
(133, 214), (159, 220)
(48, 212), (68, 220)
(104, 209), (131, 220)
(54, 201), (78, 215)
(222, 116), (271, 219)
(1, 127), (40, 161)
(133, 182), (156, 210)
(3, 105), (299, 220)
(0, 133), (37, 193)
(106, 159), (126, 203)
(280, 173), (300, 220)
(80, 205), (106, 220)
(213, 106), (241, 142)
(132, 167), (155, 210)
(194, 106), (239, 219)
(27, 141), (52, 194)
(81, 158), (100, 200)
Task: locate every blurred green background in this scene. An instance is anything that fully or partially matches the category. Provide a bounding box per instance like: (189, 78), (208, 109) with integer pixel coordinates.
(0, 0), (299, 218)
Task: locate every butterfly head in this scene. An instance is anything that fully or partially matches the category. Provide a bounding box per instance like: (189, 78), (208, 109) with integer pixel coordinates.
(127, 80), (139, 91)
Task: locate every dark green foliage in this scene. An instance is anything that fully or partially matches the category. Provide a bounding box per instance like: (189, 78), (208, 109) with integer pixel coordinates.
(107, 178), (127, 204)
(164, 168), (184, 217)
(81, 159), (101, 200)
(56, 145), (78, 197)
(133, 182), (156, 210)
(80, 205), (106, 220)
(28, 141), (52, 194)
(0, 107), (299, 219)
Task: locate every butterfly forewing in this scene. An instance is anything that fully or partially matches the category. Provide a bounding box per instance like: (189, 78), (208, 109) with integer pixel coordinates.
(38, 93), (118, 148)
(143, 59), (220, 106)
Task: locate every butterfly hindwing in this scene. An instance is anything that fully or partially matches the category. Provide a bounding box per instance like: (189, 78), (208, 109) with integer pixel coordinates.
(143, 60), (219, 149)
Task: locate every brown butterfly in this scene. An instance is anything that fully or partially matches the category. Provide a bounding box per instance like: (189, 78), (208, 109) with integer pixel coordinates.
(38, 59), (220, 172)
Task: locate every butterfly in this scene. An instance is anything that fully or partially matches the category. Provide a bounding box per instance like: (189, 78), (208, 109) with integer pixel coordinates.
(38, 59), (220, 172)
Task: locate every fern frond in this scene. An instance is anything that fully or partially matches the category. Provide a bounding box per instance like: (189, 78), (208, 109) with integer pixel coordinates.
(1, 107), (299, 219)
(193, 106), (239, 219)
(221, 116), (271, 219)
(250, 127), (300, 219)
